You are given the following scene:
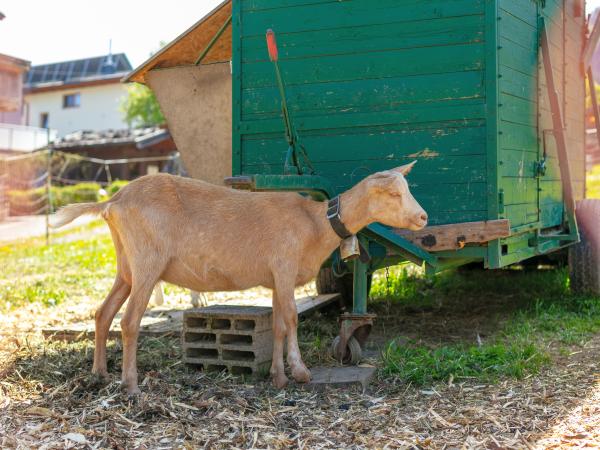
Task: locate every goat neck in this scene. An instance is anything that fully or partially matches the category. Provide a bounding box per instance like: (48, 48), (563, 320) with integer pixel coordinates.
(311, 182), (372, 252)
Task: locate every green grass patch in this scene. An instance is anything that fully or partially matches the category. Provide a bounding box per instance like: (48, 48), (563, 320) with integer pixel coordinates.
(0, 220), (116, 311)
(382, 340), (548, 385)
(375, 265), (600, 385)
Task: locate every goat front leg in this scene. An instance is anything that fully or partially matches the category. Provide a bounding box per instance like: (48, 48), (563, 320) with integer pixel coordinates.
(119, 275), (157, 395)
(270, 290), (288, 388)
(273, 271), (311, 385)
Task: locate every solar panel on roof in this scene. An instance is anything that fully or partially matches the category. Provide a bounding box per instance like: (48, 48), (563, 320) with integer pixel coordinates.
(25, 54), (132, 86)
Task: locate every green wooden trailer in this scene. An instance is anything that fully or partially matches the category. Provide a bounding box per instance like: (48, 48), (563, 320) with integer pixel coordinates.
(128, 0), (600, 363)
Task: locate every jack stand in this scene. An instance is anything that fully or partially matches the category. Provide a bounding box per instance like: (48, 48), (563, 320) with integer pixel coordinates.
(332, 313), (376, 364)
(332, 235), (376, 364)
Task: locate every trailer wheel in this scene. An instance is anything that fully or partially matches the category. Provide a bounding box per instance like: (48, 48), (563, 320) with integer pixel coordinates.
(316, 267), (372, 308)
(331, 335), (362, 365)
(569, 199), (600, 294)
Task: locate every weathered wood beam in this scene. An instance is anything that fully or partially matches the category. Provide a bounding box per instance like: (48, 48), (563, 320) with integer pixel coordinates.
(393, 219), (510, 251)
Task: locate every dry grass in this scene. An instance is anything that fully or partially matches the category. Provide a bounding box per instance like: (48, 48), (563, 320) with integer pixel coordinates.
(1, 331), (599, 448)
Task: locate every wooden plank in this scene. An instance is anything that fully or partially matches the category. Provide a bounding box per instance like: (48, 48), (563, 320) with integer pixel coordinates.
(499, 93), (536, 127)
(242, 70), (484, 116)
(498, 37), (537, 76)
(242, 121), (486, 164)
(241, 43), (485, 89)
(499, 66), (535, 101)
(499, 121), (537, 151)
(241, 14), (484, 62)
(242, 0), (485, 35)
(240, 100), (487, 134)
(498, 0), (537, 27)
(42, 294), (340, 342)
(393, 219), (510, 251)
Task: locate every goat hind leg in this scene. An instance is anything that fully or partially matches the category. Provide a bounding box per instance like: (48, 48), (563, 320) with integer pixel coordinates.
(119, 272), (160, 395)
(92, 275), (131, 379)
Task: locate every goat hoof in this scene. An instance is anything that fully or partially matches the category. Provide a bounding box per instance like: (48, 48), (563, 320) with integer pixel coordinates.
(121, 381), (141, 397)
(272, 374), (289, 389)
(291, 366), (311, 384)
(91, 369), (110, 382)
(126, 387), (141, 398)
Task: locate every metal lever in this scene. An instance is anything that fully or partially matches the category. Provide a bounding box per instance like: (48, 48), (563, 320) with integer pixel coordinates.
(265, 29), (314, 175)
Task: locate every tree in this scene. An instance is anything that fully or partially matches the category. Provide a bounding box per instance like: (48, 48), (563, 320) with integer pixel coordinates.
(120, 82), (165, 128)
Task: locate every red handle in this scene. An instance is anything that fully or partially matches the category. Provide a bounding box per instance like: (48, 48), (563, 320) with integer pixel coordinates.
(266, 29), (278, 62)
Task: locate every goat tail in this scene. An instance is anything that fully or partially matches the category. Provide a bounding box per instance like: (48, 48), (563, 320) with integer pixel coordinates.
(49, 201), (107, 228)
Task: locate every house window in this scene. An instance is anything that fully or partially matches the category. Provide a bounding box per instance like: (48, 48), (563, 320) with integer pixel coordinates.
(63, 93), (81, 108)
(40, 113), (49, 129)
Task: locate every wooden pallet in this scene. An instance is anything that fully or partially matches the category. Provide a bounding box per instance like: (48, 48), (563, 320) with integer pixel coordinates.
(42, 293), (340, 341)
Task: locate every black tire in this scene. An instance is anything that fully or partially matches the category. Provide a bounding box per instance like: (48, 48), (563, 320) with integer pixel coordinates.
(569, 199), (600, 294)
(520, 252), (568, 270)
(316, 266), (372, 309)
(456, 261), (485, 273)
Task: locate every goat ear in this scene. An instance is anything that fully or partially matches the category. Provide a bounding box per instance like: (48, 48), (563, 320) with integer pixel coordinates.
(392, 160), (417, 176)
(368, 174), (399, 194)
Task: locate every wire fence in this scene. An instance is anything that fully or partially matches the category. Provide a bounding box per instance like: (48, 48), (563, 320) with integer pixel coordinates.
(0, 149), (182, 244)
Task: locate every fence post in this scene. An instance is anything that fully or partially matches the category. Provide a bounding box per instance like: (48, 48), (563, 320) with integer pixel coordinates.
(45, 149), (52, 245)
(45, 127), (54, 246)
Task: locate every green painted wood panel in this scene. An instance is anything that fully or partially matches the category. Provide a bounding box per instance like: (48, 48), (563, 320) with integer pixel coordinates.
(241, 0), (485, 34)
(232, 0), (586, 266)
(241, 15), (485, 63)
(242, 122), (487, 164)
(497, 0), (539, 227)
(242, 70), (484, 119)
(241, 43), (485, 90)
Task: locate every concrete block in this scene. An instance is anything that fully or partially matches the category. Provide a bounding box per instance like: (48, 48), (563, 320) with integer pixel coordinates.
(183, 305), (273, 376)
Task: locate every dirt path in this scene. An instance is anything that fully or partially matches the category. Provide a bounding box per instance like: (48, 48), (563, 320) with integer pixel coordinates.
(0, 214), (97, 243)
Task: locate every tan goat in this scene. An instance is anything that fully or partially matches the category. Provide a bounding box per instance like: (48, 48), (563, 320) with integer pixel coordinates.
(51, 162), (427, 394)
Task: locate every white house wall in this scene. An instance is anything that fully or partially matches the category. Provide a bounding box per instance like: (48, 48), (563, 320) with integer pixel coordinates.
(24, 83), (129, 137)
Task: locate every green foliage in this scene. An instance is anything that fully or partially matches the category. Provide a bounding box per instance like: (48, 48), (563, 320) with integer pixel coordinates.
(53, 183), (102, 207)
(9, 183), (101, 214)
(9, 181), (127, 214)
(382, 341), (547, 385)
(120, 82), (165, 128)
(587, 165), (600, 199)
(106, 180), (128, 197)
(370, 265), (434, 303)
